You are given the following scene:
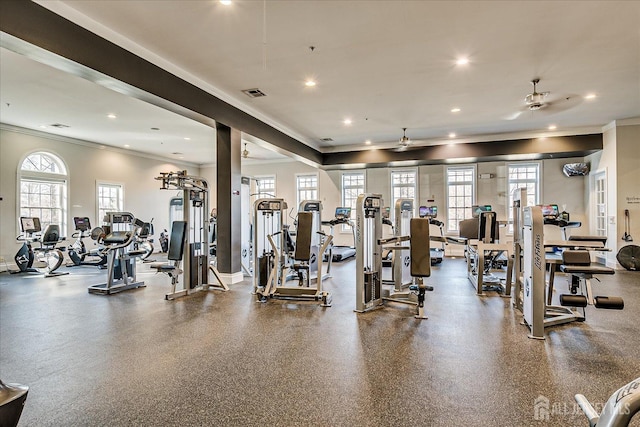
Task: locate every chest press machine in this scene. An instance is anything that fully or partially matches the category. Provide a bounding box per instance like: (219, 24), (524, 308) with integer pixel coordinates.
(354, 194), (434, 319)
(253, 198), (333, 306)
(152, 171), (227, 300)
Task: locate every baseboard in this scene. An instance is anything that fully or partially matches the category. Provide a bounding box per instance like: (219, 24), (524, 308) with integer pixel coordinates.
(218, 271), (243, 284)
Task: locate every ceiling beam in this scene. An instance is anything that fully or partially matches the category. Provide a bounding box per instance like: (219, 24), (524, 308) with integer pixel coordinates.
(322, 134), (602, 169)
(0, 0), (323, 166)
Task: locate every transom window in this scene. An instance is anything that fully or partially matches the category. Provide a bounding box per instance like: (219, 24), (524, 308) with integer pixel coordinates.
(19, 151), (68, 233)
(446, 166), (475, 232)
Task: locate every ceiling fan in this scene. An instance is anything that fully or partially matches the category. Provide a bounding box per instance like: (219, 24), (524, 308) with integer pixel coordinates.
(504, 78), (581, 120)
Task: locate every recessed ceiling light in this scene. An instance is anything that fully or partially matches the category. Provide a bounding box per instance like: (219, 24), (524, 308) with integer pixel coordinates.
(585, 93), (597, 100)
(184, 137), (191, 141)
(365, 140), (371, 145)
(343, 118), (352, 125)
(179, 156), (185, 159)
(548, 125), (557, 130)
(107, 114), (117, 119)
(305, 80), (316, 87)
(451, 107), (461, 113)
(124, 144), (130, 148)
(449, 132), (456, 138)
(99, 146), (106, 150)
(220, 0), (232, 5)
(39, 125), (47, 129)
(456, 57), (469, 66)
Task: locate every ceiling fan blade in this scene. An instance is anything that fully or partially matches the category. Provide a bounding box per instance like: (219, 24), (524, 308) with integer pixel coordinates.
(503, 111), (524, 120)
(542, 95), (583, 114)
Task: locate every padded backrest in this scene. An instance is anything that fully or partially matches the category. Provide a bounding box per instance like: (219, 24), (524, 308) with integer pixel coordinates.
(478, 211), (498, 243)
(138, 222), (152, 238)
(294, 212), (313, 261)
(568, 235), (607, 245)
(459, 218), (479, 239)
(562, 250), (591, 266)
(168, 221), (188, 261)
(42, 224), (61, 245)
(410, 218), (431, 277)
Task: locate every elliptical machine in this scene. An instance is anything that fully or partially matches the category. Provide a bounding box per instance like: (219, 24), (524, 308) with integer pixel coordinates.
(67, 217), (107, 268)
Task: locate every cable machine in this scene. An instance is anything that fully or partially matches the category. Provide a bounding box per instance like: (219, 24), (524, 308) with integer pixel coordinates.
(155, 170), (226, 300)
(355, 193), (383, 313)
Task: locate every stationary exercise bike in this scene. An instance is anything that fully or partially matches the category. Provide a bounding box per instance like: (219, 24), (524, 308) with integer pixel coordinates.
(67, 217), (107, 268)
(11, 217), (68, 277)
(132, 218), (155, 262)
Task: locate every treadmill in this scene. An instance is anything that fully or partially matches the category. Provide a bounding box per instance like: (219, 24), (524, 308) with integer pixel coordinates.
(322, 207), (356, 262)
(419, 205), (444, 265)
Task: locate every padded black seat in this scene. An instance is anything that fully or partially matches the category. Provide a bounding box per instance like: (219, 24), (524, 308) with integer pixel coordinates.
(150, 221), (187, 276)
(568, 235), (608, 244)
(560, 250), (615, 275)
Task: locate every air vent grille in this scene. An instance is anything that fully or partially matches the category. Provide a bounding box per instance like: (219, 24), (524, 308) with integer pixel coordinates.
(49, 123), (70, 128)
(242, 88), (267, 98)
(320, 138), (333, 142)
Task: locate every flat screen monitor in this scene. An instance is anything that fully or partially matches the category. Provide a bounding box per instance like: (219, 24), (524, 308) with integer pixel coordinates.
(540, 204), (559, 217)
(335, 207), (351, 219)
(20, 217), (41, 233)
(73, 216), (91, 231)
(472, 205), (492, 218)
(419, 206), (437, 218)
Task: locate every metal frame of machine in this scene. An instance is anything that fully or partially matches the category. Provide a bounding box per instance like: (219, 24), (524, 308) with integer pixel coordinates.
(155, 170), (227, 300)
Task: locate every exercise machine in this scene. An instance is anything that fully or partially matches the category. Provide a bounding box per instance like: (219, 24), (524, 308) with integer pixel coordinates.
(465, 207), (513, 296)
(521, 206), (623, 339)
(256, 208), (334, 306)
(354, 194), (434, 318)
(11, 217), (68, 277)
(154, 171), (227, 299)
(150, 221), (188, 297)
(88, 212), (147, 295)
(511, 187), (527, 311)
(419, 205), (445, 265)
(132, 219), (155, 262)
(299, 200), (331, 280)
(253, 198), (286, 295)
(322, 207), (356, 262)
(67, 216), (107, 268)
(575, 376), (640, 427)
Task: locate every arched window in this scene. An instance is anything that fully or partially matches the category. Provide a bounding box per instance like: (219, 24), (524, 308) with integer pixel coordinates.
(19, 151), (68, 233)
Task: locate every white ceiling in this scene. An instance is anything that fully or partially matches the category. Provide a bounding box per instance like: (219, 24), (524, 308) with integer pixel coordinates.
(2, 1), (640, 165)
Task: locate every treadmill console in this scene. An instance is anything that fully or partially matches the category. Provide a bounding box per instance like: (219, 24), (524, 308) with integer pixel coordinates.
(399, 200), (413, 212)
(540, 204), (559, 219)
(335, 207), (351, 220)
(302, 201), (321, 212)
(20, 217), (41, 234)
(419, 206), (437, 219)
(472, 205), (492, 218)
(257, 200), (286, 212)
(382, 207), (390, 219)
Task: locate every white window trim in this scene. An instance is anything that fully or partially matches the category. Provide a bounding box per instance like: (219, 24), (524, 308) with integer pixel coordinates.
(17, 150), (69, 236)
(296, 172), (319, 209)
(390, 168), (418, 218)
(96, 181), (125, 225)
(445, 164), (477, 234)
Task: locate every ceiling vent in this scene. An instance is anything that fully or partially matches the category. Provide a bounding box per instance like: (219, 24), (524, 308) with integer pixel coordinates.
(49, 123), (70, 128)
(242, 88), (267, 98)
(320, 137), (333, 142)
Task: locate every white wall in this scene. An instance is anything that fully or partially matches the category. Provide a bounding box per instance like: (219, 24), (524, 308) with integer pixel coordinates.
(0, 126), (199, 267)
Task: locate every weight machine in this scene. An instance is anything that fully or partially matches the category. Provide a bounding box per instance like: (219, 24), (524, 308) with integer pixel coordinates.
(254, 199), (333, 305)
(521, 206), (623, 339)
(299, 200), (331, 280)
(354, 194), (433, 318)
(382, 199), (413, 291)
(154, 171), (227, 300)
(88, 212), (146, 295)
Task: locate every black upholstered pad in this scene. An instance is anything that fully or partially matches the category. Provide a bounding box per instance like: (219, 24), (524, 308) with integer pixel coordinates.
(562, 250), (591, 265)
(168, 221), (187, 261)
(410, 218), (431, 277)
(560, 265), (615, 275)
(294, 212), (312, 261)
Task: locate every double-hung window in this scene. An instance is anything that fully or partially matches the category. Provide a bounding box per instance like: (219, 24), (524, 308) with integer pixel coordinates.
(391, 170), (416, 217)
(342, 172), (365, 231)
(296, 174), (318, 207)
(97, 182), (124, 224)
(255, 176), (276, 198)
(446, 166), (475, 233)
(507, 163), (540, 232)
